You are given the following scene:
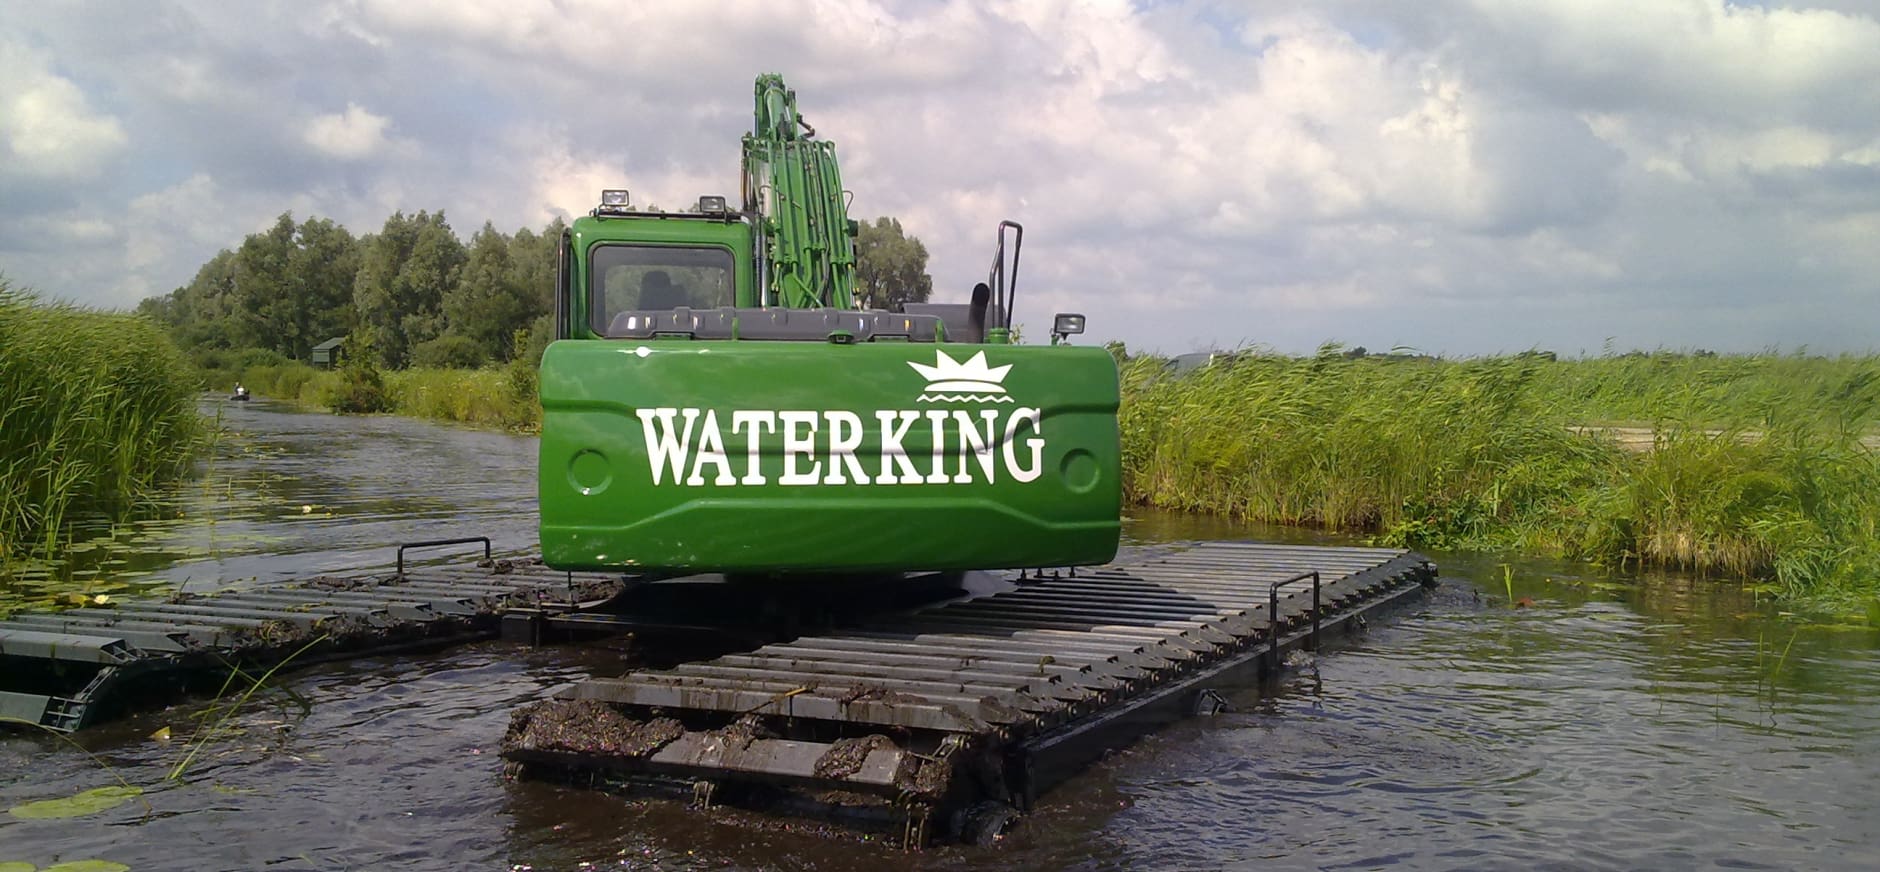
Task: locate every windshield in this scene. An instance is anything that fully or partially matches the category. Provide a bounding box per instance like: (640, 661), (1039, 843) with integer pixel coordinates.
(590, 245), (735, 336)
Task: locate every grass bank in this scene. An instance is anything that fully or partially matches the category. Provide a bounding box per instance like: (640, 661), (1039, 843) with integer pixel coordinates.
(1120, 349), (1880, 610)
(217, 359), (540, 432)
(0, 283), (204, 570)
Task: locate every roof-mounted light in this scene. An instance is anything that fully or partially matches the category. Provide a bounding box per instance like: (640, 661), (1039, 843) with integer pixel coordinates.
(600, 189), (630, 208)
(1051, 312), (1086, 345)
(696, 195), (728, 215)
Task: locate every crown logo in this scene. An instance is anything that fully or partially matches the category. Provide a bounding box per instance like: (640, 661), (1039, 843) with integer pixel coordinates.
(909, 350), (1014, 403)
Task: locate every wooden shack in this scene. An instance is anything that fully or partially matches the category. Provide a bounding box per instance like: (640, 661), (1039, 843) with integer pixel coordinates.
(311, 337), (345, 368)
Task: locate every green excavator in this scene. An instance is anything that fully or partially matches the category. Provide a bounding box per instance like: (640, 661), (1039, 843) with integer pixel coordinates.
(538, 74), (1120, 575)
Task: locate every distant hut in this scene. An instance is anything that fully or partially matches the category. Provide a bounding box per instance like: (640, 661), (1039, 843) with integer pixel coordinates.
(311, 337), (345, 369)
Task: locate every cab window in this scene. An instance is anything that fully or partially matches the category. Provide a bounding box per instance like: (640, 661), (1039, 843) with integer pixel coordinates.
(590, 245), (734, 336)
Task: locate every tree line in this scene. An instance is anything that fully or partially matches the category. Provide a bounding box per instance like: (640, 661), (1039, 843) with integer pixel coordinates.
(139, 210), (934, 370)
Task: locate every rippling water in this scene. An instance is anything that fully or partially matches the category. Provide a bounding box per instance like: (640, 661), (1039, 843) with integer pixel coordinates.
(4, 399), (1877, 870)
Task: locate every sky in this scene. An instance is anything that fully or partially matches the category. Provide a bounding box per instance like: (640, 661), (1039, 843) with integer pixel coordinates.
(2, 0), (1878, 357)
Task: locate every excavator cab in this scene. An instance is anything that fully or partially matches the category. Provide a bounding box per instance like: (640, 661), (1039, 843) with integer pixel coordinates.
(536, 79), (1120, 578)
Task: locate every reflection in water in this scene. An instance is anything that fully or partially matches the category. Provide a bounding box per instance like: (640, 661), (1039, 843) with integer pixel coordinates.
(8, 397), (540, 594)
(2, 403), (1878, 870)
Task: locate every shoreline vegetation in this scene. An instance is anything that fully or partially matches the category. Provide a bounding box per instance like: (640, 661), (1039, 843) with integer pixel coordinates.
(204, 354), (540, 432)
(0, 284), (203, 576)
(1118, 345), (1880, 611)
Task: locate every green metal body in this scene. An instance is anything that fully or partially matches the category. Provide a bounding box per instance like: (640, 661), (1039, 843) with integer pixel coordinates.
(537, 74), (1121, 574)
(539, 341), (1119, 572)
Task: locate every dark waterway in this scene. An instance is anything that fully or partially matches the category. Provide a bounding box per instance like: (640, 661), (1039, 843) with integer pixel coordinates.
(4, 400), (1878, 871)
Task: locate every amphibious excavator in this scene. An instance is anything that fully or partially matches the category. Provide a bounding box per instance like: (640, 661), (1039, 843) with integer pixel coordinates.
(0, 75), (1441, 852)
(538, 74), (1121, 576)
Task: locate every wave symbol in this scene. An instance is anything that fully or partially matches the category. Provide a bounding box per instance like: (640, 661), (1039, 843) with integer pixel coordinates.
(918, 393), (1015, 404)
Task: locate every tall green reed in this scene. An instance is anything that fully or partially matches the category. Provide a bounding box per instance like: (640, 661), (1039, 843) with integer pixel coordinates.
(0, 282), (204, 575)
(1120, 348), (1880, 609)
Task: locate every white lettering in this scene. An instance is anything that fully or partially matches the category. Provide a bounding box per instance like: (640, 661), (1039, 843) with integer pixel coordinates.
(731, 411), (776, 485)
(824, 411), (870, 485)
(686, 410), (736, 486)
(875, 410), (923, 484)
(637, 407), (697, 485)
(644, 406), (1051, 488)
(1003, 407), (1044, 483)
(924, 410), (950, 484)
(779, 411), (822, 485)
(952, 409), (999, 484)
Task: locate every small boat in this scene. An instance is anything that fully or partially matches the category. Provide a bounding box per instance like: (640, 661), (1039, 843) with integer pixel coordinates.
(231, 385), (251, 402)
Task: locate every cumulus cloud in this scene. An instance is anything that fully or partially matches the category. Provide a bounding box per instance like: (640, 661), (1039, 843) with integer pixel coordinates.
(304, 103), (398, 159)
(0, 0), (1876, 353)
(0, 40), (128, 180)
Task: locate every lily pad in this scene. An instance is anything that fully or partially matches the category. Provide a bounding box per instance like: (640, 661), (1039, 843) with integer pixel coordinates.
(45, 862), (131, 872)
(7, 786), (143, 820)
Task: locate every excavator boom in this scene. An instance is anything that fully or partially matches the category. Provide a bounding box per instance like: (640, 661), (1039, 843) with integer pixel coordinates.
(742, 73), (857, 309)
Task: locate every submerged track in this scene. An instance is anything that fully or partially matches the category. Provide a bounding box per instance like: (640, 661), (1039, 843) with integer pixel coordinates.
(501, 542), (1436, 846)
(0, 546), (623, 732)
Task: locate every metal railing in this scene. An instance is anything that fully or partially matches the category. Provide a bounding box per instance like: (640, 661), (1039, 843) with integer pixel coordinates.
(1266, 571), (1321, 671)
(395, 536), (492, 576)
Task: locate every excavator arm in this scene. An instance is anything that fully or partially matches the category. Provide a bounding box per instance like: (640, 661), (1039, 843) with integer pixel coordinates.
(741, 73), (858, 309)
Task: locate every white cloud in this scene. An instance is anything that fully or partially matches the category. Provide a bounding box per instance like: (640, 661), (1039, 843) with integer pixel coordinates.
(1454, 0), (1880, 127)
(0, 40), (128, 179)
(0, 0), (1876, 353)
(304, 103), (397, 159)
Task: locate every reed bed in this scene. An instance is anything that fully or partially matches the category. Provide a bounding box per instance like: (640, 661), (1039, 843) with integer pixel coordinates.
(1529, 351), (1880, 429)
(0, 284), (203, 569)
(1120, 349), (1880, 608)
(383, 365), (539, 431)
(219, 360), (539, 431)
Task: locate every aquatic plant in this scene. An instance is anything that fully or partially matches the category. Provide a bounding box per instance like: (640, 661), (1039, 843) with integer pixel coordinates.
(1119, 347), (1880, 608)
(216, 358), (537, 431)
(383, 367), (538, 431)
(0, 282), (203, 577)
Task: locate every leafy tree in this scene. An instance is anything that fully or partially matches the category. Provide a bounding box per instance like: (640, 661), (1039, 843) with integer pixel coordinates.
(283, 217), (359, 360)
(854, 216), (932, 311)
(443, 222), (540, 361)
(353, 210), (465, 368)
(148, 214), (357, 363)
(411, 334), (488, 369)
(508, 217), (564, 316)
(518, 313), (555, 365)
(326, 332), (392, 413)
(167, 250), (244, 350)
(232, 213), (296, 354)
(134, 294), (176, 326)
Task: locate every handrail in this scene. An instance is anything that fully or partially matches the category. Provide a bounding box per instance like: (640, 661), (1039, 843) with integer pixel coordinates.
(1266, 571), (1321, 671)
(396, 536), (492, 576)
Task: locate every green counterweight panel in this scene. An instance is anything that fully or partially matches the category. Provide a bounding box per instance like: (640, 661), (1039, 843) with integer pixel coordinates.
(538, 340), (1121, 573)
